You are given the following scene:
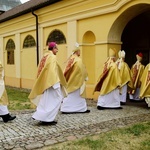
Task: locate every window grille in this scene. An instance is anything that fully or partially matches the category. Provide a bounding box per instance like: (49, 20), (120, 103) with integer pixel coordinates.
(6, 39), (15, 64)
(46, 29), (66, 45)
(23, 35), (36, 48)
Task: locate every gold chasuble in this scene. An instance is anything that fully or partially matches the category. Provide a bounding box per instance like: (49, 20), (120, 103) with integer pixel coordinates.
(140, 63), (150, 98)
(28, 51), (67, 105)
(129, 61), (145, 94)
(0, 62), (9, 105)
(64, 54), (88, 98)
(94, 58), (121, 95)
(117, 60), (133, 89)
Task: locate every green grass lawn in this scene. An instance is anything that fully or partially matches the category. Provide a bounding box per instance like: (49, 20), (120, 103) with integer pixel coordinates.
(47, 122), (150, 150)
(6, 86), (33, 110)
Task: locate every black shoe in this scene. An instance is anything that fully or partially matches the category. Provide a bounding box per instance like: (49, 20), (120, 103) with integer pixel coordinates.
(32, 117), (35, 120)
(120, 102), (126, 105)
(130, 99), (144, 102)
(2, 114), (16, 123)
(97, 106), (122, 110)
(82, 110), (90, 113)
(40, 121), (57, 125)
(97, 106), (105, 110)
(115, 107), (123, 109)
(61, 110), (90, 114)
(61, 111), (72, 114)
(8, 115), (16, 122)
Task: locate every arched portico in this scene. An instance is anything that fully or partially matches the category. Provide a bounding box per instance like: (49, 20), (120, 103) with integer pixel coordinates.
(122, 11), (150, 67)
(108, 4), (150, 43)
(108, 3), (150, 67)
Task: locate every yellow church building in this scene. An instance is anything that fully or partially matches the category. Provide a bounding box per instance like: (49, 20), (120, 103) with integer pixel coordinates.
(0, 0), (150, 99)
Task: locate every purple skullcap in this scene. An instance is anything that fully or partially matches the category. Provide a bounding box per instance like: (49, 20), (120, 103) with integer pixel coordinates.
(48, 42), (56, 50)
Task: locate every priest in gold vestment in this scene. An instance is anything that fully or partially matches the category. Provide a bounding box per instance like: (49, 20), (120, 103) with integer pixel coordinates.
(0, 61), (16, 122)
(140, 63), (150, 107)
(60, 43), (90, 114)
(129, 52), (145, 101)
(28, 42), (67, 125)
(94, 48), (122, 110)
(116, 50), (133, 105)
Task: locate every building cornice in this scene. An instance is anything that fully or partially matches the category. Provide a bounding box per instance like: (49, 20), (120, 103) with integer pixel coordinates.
(40, 0), (131, 27)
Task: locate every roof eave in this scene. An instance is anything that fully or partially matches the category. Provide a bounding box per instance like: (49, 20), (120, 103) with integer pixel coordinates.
(0, 0), (61, 23)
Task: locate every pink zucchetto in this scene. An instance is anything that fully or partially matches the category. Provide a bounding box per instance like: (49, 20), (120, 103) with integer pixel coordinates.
(48, 42), (57, 50)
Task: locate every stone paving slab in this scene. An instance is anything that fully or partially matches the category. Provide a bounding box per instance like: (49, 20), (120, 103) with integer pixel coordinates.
(0, 100), (149, 150)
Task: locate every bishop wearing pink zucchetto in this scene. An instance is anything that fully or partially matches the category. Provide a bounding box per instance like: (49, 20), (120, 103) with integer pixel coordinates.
(29, 42), (67, 125)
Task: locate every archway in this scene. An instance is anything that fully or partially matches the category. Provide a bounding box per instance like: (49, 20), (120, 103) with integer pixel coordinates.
(108, 4), (150, 67)
(121, 11), (150, 67)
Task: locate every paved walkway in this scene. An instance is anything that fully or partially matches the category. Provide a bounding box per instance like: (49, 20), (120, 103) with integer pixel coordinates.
(0, 100), (150, 150)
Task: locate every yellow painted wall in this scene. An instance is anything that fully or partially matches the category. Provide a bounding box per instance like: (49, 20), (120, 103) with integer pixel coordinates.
(82, 31), (96, 85)
(82, 45), (96, 99)
(5, 76), (20, 88)
(43, 24), (67, 70)
(36, 0), (116, 23)
(0, 11), (36, 34)
(3, 36), (16, 77)
(56, 44), (68, 71)
(0, 0), (150, 99)
(21, 31), (37, 79)
(3, 36), (20, 87)
(82, 45), (95, 84)
(20, 31), (37, 88)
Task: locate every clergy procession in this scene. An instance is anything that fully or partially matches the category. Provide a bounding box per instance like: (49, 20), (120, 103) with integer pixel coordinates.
(0, 42), (149, 124)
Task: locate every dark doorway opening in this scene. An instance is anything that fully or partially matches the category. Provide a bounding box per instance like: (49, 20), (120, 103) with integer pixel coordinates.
(121, 11), (150, 68)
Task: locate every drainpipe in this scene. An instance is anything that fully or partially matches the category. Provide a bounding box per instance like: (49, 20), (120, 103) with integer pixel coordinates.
(32, 10), (39, 66)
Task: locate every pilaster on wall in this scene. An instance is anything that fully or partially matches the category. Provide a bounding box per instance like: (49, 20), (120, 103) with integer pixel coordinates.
(67, 21), (77, 57)
(0, 37), (4, 64)
(39, 26), (43, 60)
(15, 33), (21, 78)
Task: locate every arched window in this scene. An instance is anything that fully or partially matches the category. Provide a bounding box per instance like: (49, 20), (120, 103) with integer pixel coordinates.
(46, 29), (66, 45)
(23, 35), (36, 48)
(6, 39), (15, 64)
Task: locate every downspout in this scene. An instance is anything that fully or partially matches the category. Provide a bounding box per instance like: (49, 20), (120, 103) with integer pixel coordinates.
(31, 10), (39, 66)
